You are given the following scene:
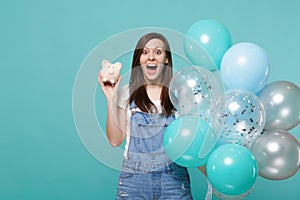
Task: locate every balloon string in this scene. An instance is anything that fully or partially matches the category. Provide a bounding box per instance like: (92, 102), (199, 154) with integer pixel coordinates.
(205, 178), (212, 200)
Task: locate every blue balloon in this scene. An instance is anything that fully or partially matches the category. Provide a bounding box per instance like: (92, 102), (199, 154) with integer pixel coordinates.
(206, 144), (258, 196)
(184, 19), (232, 70)
(163, 115), (218, 167)
(220, 42), (271, 93)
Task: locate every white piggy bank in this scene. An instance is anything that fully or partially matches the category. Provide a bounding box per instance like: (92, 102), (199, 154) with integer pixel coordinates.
(100, 60), (122, 86)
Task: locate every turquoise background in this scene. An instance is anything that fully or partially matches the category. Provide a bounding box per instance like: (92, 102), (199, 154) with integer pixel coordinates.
(1, 0), (299, 199)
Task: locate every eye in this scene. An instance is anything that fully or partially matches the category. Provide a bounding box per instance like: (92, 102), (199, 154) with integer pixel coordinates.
(155, 50), (161, 55)
(142, 49), (148, 55)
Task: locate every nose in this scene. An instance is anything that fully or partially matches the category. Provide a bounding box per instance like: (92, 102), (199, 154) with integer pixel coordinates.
(148, 50), (154, 61)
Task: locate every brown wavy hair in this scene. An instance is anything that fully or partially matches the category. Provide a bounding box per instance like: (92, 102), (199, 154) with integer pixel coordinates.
(129, 32), (174, 116)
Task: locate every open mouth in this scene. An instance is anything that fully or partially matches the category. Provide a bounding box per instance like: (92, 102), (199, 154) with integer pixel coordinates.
(146, 64), (157, 70)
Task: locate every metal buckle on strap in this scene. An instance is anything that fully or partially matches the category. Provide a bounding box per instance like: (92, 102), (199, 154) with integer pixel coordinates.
(131, 107), (137, 115)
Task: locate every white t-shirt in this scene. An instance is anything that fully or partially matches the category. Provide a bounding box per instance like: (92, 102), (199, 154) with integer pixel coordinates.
(117, 84), (162, 158)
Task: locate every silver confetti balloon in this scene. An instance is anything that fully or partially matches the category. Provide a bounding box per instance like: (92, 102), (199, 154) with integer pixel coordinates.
(219, 89), (266, 146)
(251, 130), (300, 180)
(169, 66), (223, 117)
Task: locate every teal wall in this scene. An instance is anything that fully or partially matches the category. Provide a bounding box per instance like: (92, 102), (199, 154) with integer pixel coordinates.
(1, 0), (299, 199)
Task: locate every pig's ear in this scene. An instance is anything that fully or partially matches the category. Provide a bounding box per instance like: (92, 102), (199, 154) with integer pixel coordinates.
(115, 62), (122, 70)
(102, 60), (110, 67)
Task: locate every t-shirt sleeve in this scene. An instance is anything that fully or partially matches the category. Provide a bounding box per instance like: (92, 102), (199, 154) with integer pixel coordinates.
(117, 84), (130, 110)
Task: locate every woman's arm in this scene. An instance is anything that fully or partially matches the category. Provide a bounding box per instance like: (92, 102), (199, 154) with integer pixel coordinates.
(99, 75), (126, 147)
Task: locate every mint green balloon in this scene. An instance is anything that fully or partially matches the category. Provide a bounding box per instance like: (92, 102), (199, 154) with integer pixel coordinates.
(163, 115), (217, 167)
(184, 19), (232, 70)
(206, 144), (258, 196)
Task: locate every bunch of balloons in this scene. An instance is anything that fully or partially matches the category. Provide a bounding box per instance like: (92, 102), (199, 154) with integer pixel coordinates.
(163, 19), (300, 200)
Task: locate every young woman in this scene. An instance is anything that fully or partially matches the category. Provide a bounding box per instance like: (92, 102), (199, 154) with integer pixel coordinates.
(99, 32), (192, 199)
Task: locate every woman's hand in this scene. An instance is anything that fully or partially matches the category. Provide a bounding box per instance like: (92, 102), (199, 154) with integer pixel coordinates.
(98, 73), (122, 102)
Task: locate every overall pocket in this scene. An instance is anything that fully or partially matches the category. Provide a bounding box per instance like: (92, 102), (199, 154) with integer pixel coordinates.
(130, 112), (175, 153)
(133, 123), (167, 153)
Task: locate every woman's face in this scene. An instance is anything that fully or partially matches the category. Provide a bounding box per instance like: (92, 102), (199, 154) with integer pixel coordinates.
(139, 38), (168, 83)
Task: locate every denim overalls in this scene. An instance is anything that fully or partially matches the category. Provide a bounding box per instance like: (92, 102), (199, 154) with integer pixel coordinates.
(116, 102), (192, 200)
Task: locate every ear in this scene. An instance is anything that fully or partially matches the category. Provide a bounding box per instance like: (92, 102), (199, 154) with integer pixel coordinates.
(165, 58), (169, 65)
(102, 59), (110, 67)
(115, 62), (122, 70)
